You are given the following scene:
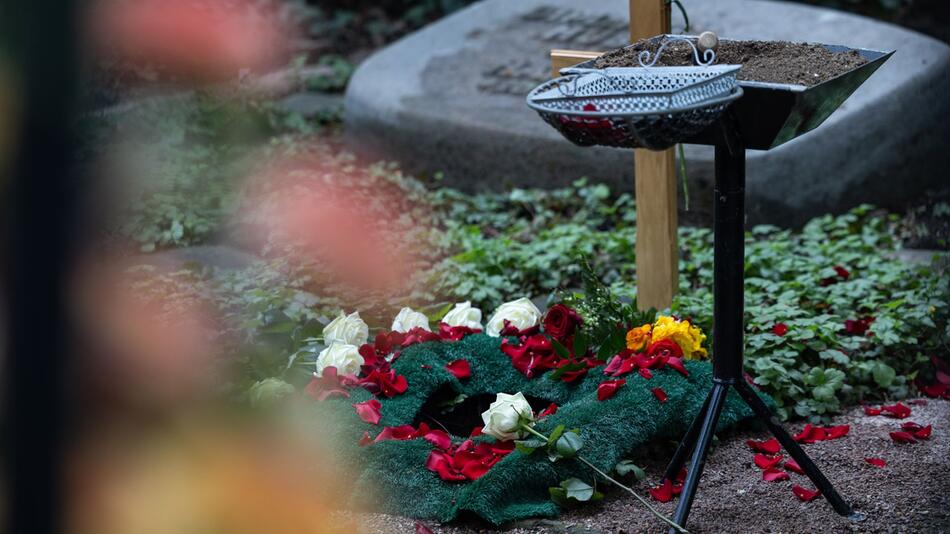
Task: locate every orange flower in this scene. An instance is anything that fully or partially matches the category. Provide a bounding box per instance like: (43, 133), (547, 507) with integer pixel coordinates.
(625, 324), (652, 352)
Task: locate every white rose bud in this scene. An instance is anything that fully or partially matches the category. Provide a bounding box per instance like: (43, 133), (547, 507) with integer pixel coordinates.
(485, 297), (542, 337)
(248, 378), (295, 407)
(441, 301), (483, 330)
(481, 392), (535, 441)
(391, 306), (431, 333)
(323, 311), (369, 346)
(315, 343), (364, 377)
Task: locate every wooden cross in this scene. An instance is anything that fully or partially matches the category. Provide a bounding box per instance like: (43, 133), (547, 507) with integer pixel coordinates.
(551, 0), (678, 311)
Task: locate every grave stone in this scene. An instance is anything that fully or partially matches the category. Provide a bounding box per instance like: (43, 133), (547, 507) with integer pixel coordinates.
(344, 0), (950, 225)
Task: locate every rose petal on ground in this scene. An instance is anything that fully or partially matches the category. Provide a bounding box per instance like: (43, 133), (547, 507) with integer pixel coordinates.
(792, 485), (822, 502)
(352, 399), (382, 425)
(538, 403), (558, 418)
(784, 459), (805, 475)
(826, 425), (850, 440)
(889, 431), (918, 444)
(648, 479), (675, 503)
(912, 425), (932, 439)
(863, 406), (882, 416)
(597, 379), (626, 401)
(864, 457), (886, 468)
(746, 438), (781, 455)
(651, 387), (668, 403)
(881, 402), (911, 419)
(638, 368), (653, 380)
(754, 454), (784, 470)
(444, 359), (472, 379)
(794, 424), (827, 443)
(763, 468), (790, 482)
(900, 421), (923, 432)
(415, 521), (435, 534)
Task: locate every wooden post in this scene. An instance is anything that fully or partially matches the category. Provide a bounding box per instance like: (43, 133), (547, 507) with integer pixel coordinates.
(629, 0), (678, 310)
(549, 2), (679, 311)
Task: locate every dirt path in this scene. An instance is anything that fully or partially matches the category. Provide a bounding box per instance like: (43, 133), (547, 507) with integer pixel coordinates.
(355, 399), (949, 533)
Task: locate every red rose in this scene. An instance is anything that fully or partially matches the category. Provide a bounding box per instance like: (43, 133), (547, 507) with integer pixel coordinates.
(542, 304), (583, 344)
(646, 339), (684, 360)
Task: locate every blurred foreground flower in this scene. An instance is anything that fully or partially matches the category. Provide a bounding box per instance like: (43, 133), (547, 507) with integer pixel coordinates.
(88, 0), (292, 84)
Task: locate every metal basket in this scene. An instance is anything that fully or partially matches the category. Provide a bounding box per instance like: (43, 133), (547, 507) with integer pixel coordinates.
(526, 37), (743, 150)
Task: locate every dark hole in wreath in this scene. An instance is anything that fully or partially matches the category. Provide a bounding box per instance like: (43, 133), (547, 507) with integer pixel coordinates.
(413, 386), (554, 437)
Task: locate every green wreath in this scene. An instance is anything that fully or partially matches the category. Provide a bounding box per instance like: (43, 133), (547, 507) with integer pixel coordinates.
(315, 333), (765, 525)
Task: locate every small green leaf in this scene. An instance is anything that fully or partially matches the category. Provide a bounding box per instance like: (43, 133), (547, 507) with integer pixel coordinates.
(615, 460), (646, 480)
(555, 431), (584, 458)
(573, 331), (589, 356)
(551, 339), (571, 358)
(562, 478), (594, 501)
(547, 425), (566, 446)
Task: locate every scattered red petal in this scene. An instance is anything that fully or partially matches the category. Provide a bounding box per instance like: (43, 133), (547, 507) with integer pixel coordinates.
(913, 425), (932, 439)
(352, 399), (382, 425)
(538, 403), (559, 418)
(754, 454), (784, 470)
(826, 425), (850, 440)
(358, 431), (372, 447)
(666, 357), (689, 377)
(438, 323), (481, 341)
(651, 387), (668, 403)
(415, 521), (435, 534)
(771, 323), (789, 336)
(304, 367), (350, 401)
(863, 405), (882, 416)
(444, 359), (472, 380)
(425, 450), (467, 482)
(889, 431), (918, 444)
(597, 379), (626, 401)
(648, 479), (675, 503)
(469, 426), (483, 437)
(864, 457), (886, 468)
(763, 468), (790, 482)
(900, 421), (924, 432)
(792, 485), (822, 502)
(423, 429), (452, 450)
(359, 368), (409, 398)
(746, 438), (781, 455)
(794, 424), (828, 443)
(919, 383), (950, 399)
(425, 439), (514, 482)
(638, 368), (653, 380)
(784, 459), (805, 475)
(880, 402), (912, 419)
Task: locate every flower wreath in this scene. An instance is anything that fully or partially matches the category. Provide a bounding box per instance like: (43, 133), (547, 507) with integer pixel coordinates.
(293, 299), (761, 526)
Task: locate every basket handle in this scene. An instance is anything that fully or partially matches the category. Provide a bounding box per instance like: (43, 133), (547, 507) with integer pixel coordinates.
(638, 35), (716, 68)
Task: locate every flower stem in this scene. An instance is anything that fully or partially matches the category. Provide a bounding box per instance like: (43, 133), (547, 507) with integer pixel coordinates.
(520, 424), (688, 534)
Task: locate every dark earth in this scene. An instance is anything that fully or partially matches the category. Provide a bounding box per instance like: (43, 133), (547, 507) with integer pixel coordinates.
(595, 39), (869, 87)
(350, 399), (949, 533)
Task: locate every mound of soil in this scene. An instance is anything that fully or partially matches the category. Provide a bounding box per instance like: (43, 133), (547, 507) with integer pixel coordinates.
(594, 39), (869, 87)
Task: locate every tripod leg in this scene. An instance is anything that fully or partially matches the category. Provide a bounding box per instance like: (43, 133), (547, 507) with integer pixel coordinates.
(733, 381), (855, 517)
(669, 382), (729, 533)
(663, 387), (713, 481)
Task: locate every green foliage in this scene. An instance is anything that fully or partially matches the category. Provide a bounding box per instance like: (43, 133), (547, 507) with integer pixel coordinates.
(433, 194), (948, 421)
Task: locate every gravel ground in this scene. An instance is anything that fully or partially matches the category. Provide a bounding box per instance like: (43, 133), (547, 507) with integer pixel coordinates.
(352, 399), (949, 533)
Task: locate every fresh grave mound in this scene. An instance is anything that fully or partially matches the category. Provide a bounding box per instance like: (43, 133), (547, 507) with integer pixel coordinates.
(594, 39), (868, 86)
(321, 333), (768, 525)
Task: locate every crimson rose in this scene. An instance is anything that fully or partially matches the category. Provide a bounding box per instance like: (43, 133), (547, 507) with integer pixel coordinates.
(542, 304), (583, 344)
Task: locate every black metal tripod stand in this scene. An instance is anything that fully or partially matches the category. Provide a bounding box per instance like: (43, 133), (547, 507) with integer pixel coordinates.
(662, 121), (860, 533)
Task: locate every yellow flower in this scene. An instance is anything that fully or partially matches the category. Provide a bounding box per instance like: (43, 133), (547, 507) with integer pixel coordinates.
(651, 316), (708, 360)
(625, 323), (652, 352)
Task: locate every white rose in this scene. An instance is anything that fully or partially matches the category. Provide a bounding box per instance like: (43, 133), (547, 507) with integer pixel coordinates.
(323, 311), (369, 346)
(391, 306), (430, 333)
(315, 343), (364, 377)
(486, 297), (542, 337)
(481, 392), (535, 441)
(441, 301), (483, 330)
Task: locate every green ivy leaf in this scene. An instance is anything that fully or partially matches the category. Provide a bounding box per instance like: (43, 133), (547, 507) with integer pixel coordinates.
(615, 459), (646, 480)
